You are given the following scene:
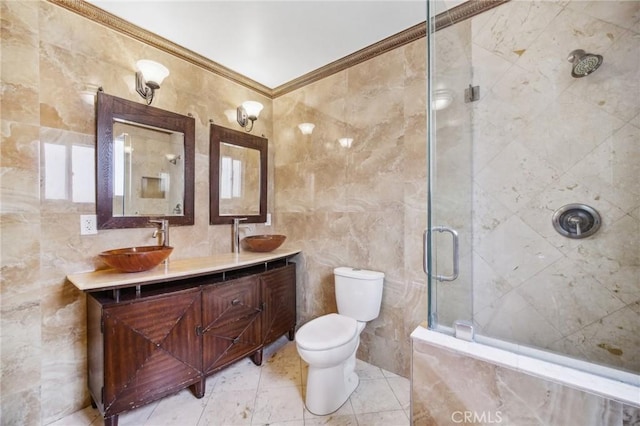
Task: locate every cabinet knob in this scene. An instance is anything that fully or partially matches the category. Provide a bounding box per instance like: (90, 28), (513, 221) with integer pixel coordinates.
(231, 298), (241, 306)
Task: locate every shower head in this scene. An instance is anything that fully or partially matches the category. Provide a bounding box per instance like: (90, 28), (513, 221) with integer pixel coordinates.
(567, 49), (603, 78)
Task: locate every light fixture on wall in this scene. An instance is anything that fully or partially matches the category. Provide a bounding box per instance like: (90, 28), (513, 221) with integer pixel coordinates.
(165, 154), (181, 165)
(432, 89), (453, 111)
(135, 59), (170, 105)
(80, 83), (101, 105)
(338, 138), (353, 148)
(298, 123), (315, 135)
(237, 101), (263, 132)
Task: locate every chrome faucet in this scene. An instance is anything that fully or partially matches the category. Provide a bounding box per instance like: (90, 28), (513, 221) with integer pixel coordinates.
(150, 219), (170, 247)
(232, 217), (248, 254)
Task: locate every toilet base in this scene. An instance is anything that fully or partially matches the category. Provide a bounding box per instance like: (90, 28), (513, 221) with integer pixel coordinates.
(304, 350), (359, 416)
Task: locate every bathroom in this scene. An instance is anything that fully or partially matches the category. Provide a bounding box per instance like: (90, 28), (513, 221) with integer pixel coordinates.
(0, 0), (638, 425)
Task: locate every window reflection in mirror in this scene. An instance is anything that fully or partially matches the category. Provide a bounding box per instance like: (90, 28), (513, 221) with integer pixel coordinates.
(209, 124), (267, 225)
(219, 142), (261, 215)
(112, 120), (185, 217)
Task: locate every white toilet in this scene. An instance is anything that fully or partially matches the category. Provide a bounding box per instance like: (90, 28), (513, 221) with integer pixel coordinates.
(295, 267), (384, 415)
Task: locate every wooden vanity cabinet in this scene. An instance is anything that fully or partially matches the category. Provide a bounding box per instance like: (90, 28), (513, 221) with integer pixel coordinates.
(86, 261), (296, 426)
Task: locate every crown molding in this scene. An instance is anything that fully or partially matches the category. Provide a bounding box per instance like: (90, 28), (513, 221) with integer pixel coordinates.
(47, 0), (508, 99)
(434, 0), (510, 31)
(47, 0), (273, 97)
(272, 21), (426, 97)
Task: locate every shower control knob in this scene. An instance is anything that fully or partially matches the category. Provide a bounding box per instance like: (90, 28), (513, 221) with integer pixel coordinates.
(567, 215), (583, 236)
(552, 203), (601, 239)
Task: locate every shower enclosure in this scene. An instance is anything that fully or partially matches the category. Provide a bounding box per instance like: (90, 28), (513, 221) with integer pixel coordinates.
(427, 0), (639, 376)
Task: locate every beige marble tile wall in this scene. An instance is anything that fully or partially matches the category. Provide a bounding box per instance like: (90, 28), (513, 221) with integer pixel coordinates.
(1, 2), (273, 424)
(273, 39), (428, 379)
(411, 337), (639, 425)
(432, 0), (639, 373)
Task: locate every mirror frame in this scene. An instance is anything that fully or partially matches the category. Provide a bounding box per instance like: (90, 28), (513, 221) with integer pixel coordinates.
(96, 91), (195, 229)
(209, 123), (267, 225)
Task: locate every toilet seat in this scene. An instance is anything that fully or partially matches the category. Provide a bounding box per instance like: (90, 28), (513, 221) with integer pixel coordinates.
(296, 313), (358, 351)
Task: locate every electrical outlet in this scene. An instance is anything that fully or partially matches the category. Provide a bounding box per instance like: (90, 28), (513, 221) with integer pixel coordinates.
(265, 213), (272, 226)
(80, 214), (98, 235)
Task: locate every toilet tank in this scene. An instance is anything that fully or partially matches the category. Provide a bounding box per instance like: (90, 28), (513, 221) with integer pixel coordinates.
(334, 267), (385, 321)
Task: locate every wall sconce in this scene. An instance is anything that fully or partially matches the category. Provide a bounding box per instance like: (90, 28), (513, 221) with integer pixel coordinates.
(432, 89), (453, 111)
(165, 154), (181, 164)
(135, 59), (170, 105)
(80, 84), (101, 105)
(237, 101), (263, 132)
(338, 138), (353, 148)
(298, 123), (315, 135)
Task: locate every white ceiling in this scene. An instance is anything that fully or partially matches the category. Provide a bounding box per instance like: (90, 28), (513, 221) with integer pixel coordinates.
(89, 1), (431, 89)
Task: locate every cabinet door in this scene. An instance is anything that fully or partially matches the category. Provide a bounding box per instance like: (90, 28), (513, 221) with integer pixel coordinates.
(261, 264), (296, 345)
(201, 276), (262, 374)
(102, 288), (201, 415)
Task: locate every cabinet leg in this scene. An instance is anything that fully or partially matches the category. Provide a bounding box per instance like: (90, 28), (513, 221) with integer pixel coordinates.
(189, 379), (206, 399)
(288, 327), (296, 341)
(250, 349), (263, 366)
(104, 415), (118, 426)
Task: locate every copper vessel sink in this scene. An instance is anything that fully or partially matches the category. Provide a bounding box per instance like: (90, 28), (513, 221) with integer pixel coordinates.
(241, 235), (286, 252)
(99, 245), (173, 273)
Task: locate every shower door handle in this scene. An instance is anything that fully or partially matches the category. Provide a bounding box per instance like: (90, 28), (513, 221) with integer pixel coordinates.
(424, 226), (459, 282)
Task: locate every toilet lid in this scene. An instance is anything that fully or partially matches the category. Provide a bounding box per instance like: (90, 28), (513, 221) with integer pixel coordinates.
(296, 313), (358, 351)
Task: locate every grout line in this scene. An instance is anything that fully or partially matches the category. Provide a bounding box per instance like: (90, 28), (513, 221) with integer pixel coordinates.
(248, 361), (263, 425)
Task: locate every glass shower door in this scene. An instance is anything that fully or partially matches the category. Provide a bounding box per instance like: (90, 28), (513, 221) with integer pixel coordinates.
(427, 0), (639, 375)
(426, 1), (474, 332)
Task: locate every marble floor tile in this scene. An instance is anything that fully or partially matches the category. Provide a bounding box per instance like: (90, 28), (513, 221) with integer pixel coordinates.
(349, 378), (406, 415)
(355, 410), (409, 426)
(199, 388), (256, 426)
(252, 385), (305, 425)
(52, 338), (410, 426)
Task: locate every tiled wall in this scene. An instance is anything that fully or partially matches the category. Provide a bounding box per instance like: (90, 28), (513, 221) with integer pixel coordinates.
(272, 39), (428, 379)
(434, 0), (640, 373)
(0, 2), (273, 424)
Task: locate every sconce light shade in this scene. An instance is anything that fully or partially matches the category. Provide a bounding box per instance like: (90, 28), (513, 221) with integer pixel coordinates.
(80, 84), (101, 105)
(242, 101), (263, 118)
(237, 101), (263, 132)
(338, 137), (353, 148)
(135, 59), (169, 105)
(298, 123), (315, 135)
(432, 89), (453, 111)
(165, 154), (181, 165)
(137, 60), (170, 86)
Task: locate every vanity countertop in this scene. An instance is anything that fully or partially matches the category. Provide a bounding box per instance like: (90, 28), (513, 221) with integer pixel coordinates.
(67, 247), (301, 292)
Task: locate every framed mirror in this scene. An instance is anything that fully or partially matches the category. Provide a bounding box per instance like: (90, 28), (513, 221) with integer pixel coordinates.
(96, 92), (195, 229)
(209, 124), (267, 224)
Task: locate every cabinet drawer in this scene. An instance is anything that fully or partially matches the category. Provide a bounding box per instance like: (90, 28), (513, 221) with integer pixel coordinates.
(201, 276), (262, 373)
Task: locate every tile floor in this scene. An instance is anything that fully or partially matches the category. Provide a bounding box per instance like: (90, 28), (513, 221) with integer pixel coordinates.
(51, 337), (411, 426)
